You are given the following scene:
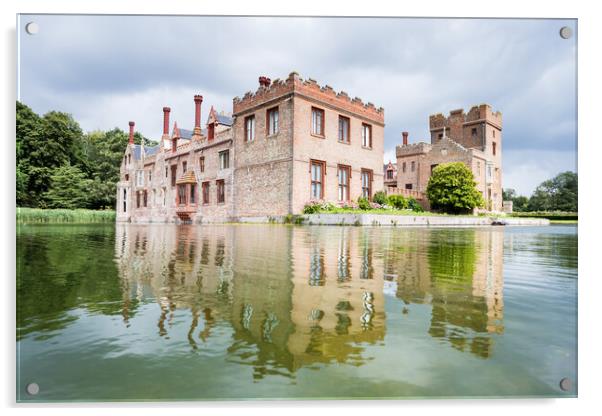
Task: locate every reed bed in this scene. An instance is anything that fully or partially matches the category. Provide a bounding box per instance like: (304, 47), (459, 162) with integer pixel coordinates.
(17, 208), (116, 224)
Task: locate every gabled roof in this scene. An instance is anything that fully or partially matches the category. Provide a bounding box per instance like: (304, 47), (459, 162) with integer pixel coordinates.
(207, 106), (233, 126)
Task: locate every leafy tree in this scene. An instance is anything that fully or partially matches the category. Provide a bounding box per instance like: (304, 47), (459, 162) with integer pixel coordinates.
(17, 102), (85, 207)
(426, 162), (484, 214)
(527, 171), (578, 212)
(44, 164), (93, 209)
(512, 195), (530, 212)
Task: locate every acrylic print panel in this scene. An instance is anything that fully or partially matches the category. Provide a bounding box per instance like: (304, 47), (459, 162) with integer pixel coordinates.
(16, 14), (577, 401)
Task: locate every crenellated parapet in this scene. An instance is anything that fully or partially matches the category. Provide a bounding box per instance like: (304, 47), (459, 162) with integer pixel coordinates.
(396, 141), (432, 157)
(233, 72), (385, 124)
(429, 104), (502, 131)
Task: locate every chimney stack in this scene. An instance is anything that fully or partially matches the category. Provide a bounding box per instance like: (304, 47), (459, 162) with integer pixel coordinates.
(194, 95), (203, 128)
(402, 131), (409, 146)
(162, 107), (171, 136)
(128, 121), (135, 145)
(258, 76), (271, 88)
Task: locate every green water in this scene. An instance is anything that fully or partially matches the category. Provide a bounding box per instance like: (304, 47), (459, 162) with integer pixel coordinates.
(16, 224), (577, 401)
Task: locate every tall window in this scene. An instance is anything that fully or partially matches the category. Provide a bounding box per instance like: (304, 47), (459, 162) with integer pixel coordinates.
(143, 190), (147, 207)
(202, 182), (210, 204)
(178, 184), (187, 205)
(219, 150), (230, 169)
(492, 142), (497, 156)
(190, 184), (196, 204)
(362, 123), (372, 148)
(208, 123), (215, 140)
(402, 162), (406, 173)
(148, 170), (152, 182)
(165, 167), (168, 178)
(245, 115), (255, 142)
(311, 107), (325, 136)
(123, 189), (127, 212)
(170, 165), (177, 187)
(216, 179), (225, 203)
(136, 192), (140, 208)
(472, 128), (477, 137)
(338, 116), (350, 143)
(267, 107), (279, 135)
(200, 156), (205, 173)
(411, 161), (416, 172)
(361, 169), (372, 200)
(310, 160), (325, 199)
(386, 169), (393, 180)
(337, 165), (350, 201)
(182, 161), (187, 173)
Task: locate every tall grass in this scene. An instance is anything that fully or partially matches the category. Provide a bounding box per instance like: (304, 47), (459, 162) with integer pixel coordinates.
(17, 208), (116, 224)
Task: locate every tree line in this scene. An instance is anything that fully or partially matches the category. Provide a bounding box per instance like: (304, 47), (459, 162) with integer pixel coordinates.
(503, 171), (578, 212)
(16, 101), (155, 209)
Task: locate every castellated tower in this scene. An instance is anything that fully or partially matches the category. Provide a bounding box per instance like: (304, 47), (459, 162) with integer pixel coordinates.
(395, 104), (503, 212)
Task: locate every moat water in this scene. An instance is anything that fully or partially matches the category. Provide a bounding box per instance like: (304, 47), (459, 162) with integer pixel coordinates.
(16, 224), (577, 401)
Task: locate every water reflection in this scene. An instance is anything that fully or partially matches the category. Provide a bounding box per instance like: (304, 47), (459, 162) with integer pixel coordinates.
(114, 224), (504, 378)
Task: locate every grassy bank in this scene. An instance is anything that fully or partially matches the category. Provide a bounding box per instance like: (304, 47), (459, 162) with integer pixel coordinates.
(17, 208), (116, 224)
(510, 211), (578, 221)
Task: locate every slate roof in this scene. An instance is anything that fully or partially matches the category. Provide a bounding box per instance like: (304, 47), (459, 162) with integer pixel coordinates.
(132, 144), (160, 160)
(178, 128), (194, 139)
(216, 114), (233, 126)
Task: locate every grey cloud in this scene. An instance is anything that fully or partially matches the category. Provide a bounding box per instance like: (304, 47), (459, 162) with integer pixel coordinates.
(18, 15), (577, 195)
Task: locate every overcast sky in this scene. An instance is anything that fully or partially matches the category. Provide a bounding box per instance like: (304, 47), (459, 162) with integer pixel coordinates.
(18, 15), (576, 195)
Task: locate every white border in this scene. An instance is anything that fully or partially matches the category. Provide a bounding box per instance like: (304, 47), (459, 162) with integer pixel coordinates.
(2, 1), (600, 415)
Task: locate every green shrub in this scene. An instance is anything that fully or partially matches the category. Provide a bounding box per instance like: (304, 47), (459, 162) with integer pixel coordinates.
(387, 194), (407, 210)
(373, 191), (388, 205)
(426, 162), (484, 214)
(407, 197), (424, 212)
(357, 197), (371, 210)
(303, 201), (321, 214)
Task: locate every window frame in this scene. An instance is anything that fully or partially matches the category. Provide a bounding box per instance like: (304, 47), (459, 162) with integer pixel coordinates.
(190, 183), (196, 204)
(219, 150), (230, 170)
(337, 164), (351, 202)
(310, 159), (326, 200)
(361, 169), (373, 200)
(216, 179), (225, 204)
(202, 181), (210, 205)
(338, 115), (350, 144)
(244, 115), (256, 142)
(361, 123), (373, 148)
(267, 106), (279, 136)
(311, 107), (325, 137)
(170, 165), (177, 187)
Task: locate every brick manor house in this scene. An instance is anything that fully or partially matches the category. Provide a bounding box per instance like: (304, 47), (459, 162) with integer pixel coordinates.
(117, 72), (503, 223)
(117, 72), (385, 223)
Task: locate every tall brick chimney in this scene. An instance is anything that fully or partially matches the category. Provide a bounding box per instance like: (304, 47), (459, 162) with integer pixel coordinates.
(193, 95), (203, 138)
(402, 131), (408, 146)
(128, 121), (135, 145)
(162, 107), (171, 136)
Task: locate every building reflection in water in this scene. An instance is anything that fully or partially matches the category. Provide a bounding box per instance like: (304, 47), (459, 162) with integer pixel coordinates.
(115, 224), (504, 380)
